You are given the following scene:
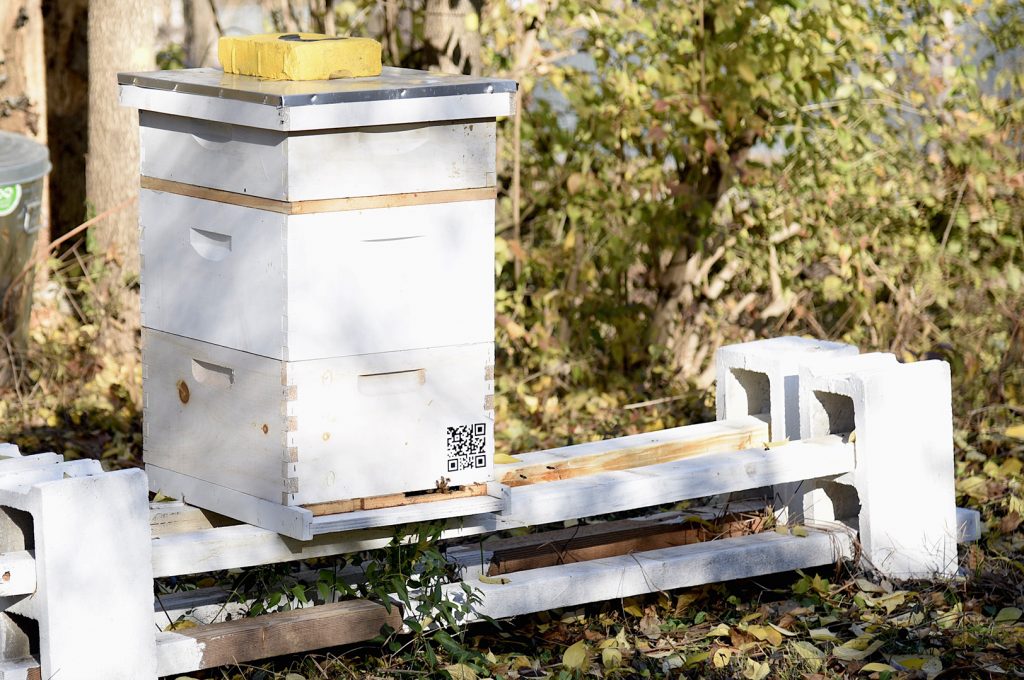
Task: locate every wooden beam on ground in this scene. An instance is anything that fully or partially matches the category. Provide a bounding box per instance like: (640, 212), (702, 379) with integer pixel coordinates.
(155, 599), (402, 676)
(496, 416), (768, 487)
(445, 529), (855, 623)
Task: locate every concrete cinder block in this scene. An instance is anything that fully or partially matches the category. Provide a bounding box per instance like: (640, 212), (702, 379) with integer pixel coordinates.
(715, 337), (858, 519)
(799, 355), (958, 579)
(716, 337), (859, 440)
(0, 460), (157, 679)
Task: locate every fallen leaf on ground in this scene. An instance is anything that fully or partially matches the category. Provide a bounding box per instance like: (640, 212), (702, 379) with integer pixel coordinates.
(562, 640), (588, 670)
(443, 664), (478, 680)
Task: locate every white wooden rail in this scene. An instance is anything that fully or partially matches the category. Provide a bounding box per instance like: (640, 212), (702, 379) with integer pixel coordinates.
(0, 338), (983, 679)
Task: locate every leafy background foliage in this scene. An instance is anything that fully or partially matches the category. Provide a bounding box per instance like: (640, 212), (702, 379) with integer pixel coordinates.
(2, 0), (1023, 677)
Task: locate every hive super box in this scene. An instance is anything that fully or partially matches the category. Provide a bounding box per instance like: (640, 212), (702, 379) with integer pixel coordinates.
(119, 67), (516, 538)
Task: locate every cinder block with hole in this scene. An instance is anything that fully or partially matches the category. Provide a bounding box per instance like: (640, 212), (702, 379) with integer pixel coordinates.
(715, 337), (859, 519)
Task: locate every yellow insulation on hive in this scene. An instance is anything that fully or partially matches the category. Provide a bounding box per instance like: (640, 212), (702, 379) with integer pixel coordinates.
(219, 33), (383, 81)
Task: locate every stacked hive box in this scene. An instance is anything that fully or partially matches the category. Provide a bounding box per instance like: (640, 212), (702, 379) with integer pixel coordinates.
(119, 67), (516, 539)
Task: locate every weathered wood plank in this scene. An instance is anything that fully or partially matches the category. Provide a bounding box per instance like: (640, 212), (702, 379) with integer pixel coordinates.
(163, 600), (402, 673)
(141, 176), (497, 214)
(304, 483), (490, 516)
(497, 416), (768, 487)
(485, 514), (767, 575)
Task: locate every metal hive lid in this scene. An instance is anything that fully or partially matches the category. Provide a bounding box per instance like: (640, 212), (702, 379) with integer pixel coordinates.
(117, 67), (517, 108)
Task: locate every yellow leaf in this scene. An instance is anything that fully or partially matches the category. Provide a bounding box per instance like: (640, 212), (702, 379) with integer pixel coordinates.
(623, 598), (644, 617)
(809, 627), (837, 641)
(994, 606), (1022, 624)
(493, 453), (521, 464)
(861, 662), (897, 673)
(707, 623), (731, 637)
(746, 624), (783, 646)
(791, 525), (809, 537)
(769, 623), (797, 637)
(601, 647), (622, 669)
(562, 640), (588, 670)
(742, 659), (771, 680)
(443, 663), (478, 680)
(833, 637), (884, 662)
(685, 651), (709, 668)
(164, 619), (198, 631)
(891, 655), (943, 675)
(1004, 424), (1024, 439)
(791, 640), (824, 663)
(478, 574), (510, 585)
(855, 578), (885, 594)
(712, 647), (733, 668)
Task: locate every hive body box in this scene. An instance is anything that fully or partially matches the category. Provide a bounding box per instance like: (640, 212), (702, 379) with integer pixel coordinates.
(120, 67), (516, 537)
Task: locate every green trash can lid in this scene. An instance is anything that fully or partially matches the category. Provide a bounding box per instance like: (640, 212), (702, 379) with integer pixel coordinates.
(0, 131), (51, 185)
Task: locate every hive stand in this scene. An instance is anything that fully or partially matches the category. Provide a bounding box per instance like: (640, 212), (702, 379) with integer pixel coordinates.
(0, 446), (155, 679)
(0, 338), (981, 677)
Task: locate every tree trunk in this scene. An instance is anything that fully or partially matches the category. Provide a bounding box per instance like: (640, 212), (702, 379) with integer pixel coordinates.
(86, 0), (153, 388)
(87, 0), (152, 272)
(0, 0), (48, 380)
(423, 0), (482, 75)
(184, 0), (219, 68)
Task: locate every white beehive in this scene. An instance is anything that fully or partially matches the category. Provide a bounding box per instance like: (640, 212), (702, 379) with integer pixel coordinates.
(120, 67), (516, 539)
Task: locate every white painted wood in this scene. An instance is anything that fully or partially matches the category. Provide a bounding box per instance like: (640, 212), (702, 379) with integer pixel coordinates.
(151, 517), (497, 578)
(800, 355), (959, 578)
(286, 342), (495, 504)
(140, 192), (495, 361)
(500, 439), (855, 528)
(284, 201), (494, 361)
(146, 465), (501, 541)
(122, 84), (514, 132)
(0, 553), (34, 598)
(140, 112), (496, 201)
(143, 330), (288, 506)
(444, 529), (855, 623)
(144, 329), (495, 512)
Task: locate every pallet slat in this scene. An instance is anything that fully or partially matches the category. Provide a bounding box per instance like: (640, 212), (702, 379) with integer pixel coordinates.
(497, 416), (768, 487)
(156, 599), (402, 675)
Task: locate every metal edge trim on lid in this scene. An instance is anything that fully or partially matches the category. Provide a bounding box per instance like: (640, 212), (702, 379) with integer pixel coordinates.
(116, 69), (518, 108)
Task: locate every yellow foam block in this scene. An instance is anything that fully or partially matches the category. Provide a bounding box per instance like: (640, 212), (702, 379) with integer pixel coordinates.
(219, 33), (382, 81)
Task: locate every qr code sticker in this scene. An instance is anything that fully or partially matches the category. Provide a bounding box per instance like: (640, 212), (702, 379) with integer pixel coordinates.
(446, 423), (487, 472)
